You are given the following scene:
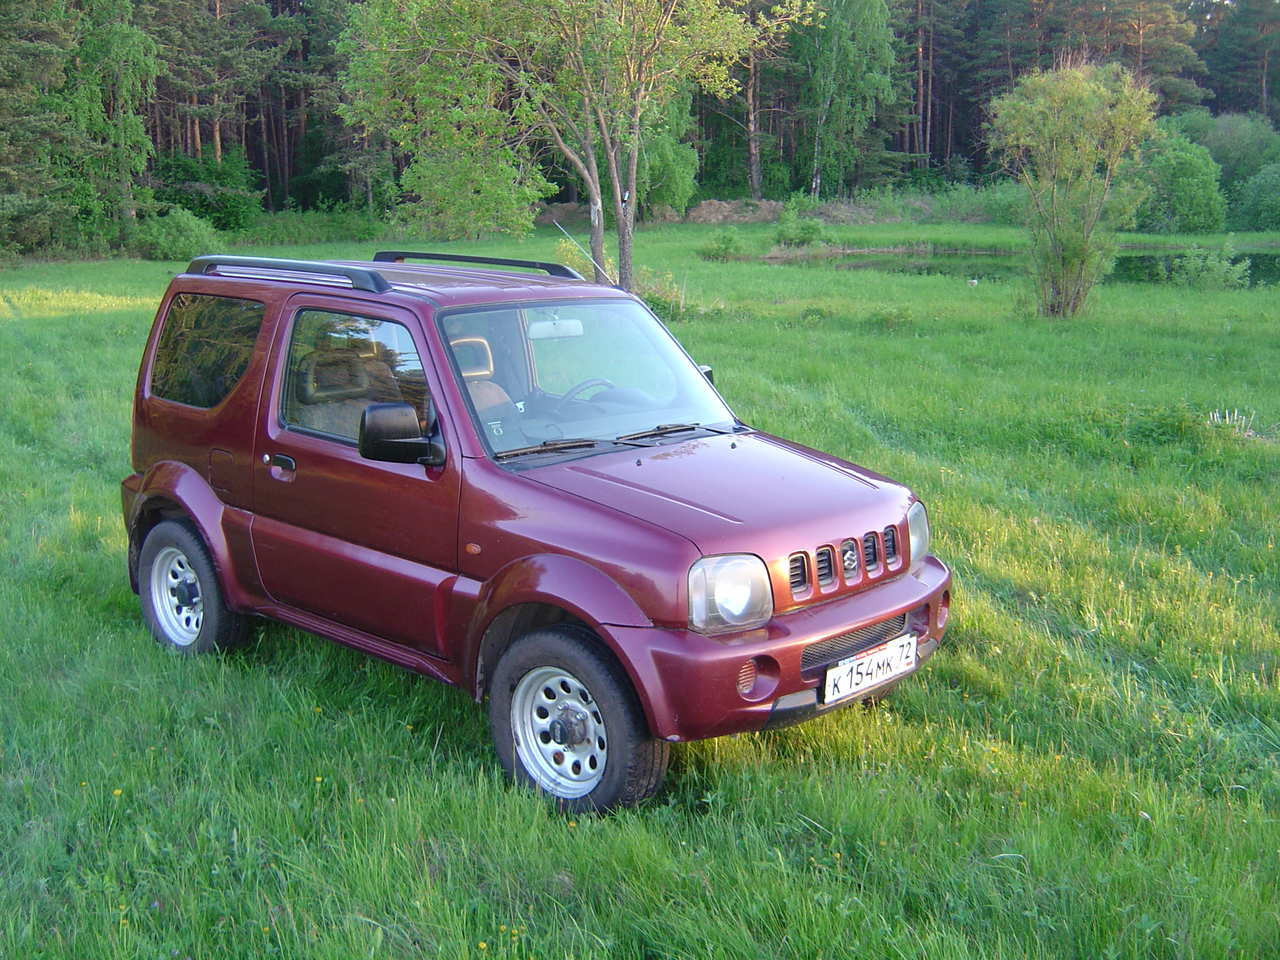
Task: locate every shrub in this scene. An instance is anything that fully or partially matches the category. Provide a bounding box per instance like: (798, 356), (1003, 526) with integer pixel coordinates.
(989, 62), (1155, 317)
(1233, 163), (1280, 230)
(153, 149), (263, 230)
(1132, 134), (1226, 233)
(697, 228), (744, 261)
(132, 207), (222, 261)
(928, 180), (1027, 225)
(1173, 112), (1280, 196)
(774, 208), (831, 247)
(1167, 240), (1251, 290)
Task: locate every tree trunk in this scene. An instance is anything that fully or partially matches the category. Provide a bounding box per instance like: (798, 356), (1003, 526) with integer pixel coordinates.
(212, 94), (222, 164)
(192, 94), (202, 157)
(745, 52), (763, 201)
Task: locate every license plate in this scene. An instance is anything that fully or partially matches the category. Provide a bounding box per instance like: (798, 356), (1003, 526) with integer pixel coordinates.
(822, 635), (917, 704)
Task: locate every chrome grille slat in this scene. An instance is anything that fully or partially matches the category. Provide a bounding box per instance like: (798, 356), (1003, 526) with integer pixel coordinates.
(863, 532), (879, 568)
(815, 546), (835, 585)
(788, 553), (808, 592)
(801, 614), (908, 673)
(883, 526), (898, 562)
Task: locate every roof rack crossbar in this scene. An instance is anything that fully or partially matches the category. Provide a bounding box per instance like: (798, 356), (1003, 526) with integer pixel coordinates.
(372, 250), (584, 280)
(188, 255), (391, 293)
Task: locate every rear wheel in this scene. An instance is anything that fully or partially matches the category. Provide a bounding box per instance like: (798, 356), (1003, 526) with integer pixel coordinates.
(489, 625), (669, 813)
(139, 520), (247, 654)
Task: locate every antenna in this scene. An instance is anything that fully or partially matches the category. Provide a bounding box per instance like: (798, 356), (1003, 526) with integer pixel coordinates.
(551, 220), (616, 286)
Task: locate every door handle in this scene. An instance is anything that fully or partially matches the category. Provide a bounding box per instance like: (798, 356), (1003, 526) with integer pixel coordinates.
(264, 453), (296, 471)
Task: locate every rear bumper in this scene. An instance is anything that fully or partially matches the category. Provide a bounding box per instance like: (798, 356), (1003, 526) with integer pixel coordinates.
(610, 556), (951, 742)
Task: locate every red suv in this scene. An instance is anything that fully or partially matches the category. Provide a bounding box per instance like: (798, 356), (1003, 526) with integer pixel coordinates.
(122, 252), (951, 811)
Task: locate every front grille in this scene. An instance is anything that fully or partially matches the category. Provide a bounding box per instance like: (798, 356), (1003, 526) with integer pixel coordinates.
(789, 553), (809, 592)
(801, 614), (908, 673)
(815, 546), (836, 585)
(840, 538), (859, 578)
(863, 532), (879, 568)
(883, 526), (899, 562)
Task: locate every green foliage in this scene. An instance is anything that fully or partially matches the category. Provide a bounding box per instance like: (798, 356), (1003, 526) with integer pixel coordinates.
(636, 89), (700, 218)
(131, 206), (221, 260)
(1131, 134), (1226, 234)
(153, 149), (262, 231)
(792, 0), (896, 197)
(1167, 240), (1252, 290)
(226, 208), (386, 247)
(774, 207), (831, 247)
(697, 228), (745, 261)
(989, 63), (1156, 317)
(1172, 111), (1280, 196)
(926, 181), (1027, 226)
(1233, 162), (1280, 231)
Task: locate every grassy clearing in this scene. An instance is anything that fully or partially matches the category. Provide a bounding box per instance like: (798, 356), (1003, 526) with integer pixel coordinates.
(1, 225), (1277, 959)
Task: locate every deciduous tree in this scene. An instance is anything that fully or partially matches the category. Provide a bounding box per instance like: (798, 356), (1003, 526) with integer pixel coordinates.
(342, 0), (808, 289)
(989, 60), (1155, 316)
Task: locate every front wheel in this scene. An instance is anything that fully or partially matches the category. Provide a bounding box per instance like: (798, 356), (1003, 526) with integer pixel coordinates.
(488, 626), (669, 813)
(138, 520), (247, 654)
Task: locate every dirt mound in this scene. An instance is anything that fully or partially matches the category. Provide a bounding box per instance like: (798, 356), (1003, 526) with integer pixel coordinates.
(535, 202), (590, 226)
(684, 199), (783, 224)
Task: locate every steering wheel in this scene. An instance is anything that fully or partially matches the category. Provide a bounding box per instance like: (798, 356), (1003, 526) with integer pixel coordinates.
(553, 378), (615, 415)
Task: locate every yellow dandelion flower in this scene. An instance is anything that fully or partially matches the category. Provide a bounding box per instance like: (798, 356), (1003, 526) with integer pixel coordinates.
(315, 776), (323, 783)
(112, 789), (122, 797)
(478, 941), (488, 950)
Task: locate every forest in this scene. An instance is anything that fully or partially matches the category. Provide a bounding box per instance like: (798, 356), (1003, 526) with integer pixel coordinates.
(2, 0), (1278, 256)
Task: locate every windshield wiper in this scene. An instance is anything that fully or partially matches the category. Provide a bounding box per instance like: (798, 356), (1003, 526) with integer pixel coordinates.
(615, 422), (733, 442)
(494, 438), (603, 460)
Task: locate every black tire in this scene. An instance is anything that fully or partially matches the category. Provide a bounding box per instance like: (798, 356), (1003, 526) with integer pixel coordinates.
(138, 520), (248, 655)
(488, 625), (670, 813)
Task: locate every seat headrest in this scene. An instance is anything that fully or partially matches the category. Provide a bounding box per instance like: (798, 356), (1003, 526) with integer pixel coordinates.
(297, 349), (369, 404)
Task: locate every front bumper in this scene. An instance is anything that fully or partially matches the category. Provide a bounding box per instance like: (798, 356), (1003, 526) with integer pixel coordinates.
(610, 555), (951, 742)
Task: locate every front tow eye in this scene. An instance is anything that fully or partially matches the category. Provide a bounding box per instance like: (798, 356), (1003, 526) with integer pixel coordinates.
(548, 709), (588, 747)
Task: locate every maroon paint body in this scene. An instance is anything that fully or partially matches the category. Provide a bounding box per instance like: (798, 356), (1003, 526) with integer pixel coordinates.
(122, 260), (951, 742)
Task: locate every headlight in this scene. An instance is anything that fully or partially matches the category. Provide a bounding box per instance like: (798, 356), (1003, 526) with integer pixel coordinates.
(688, 554), (773, 635)
(907, 501), (931, 572)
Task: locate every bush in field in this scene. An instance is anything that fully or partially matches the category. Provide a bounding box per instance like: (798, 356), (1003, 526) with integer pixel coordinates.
(989, 62), (1155, 317)
(153, 149), (263, 231)
(1168, 240), (1251, 290)
(1132, 134), (1226, 233)
(697, 228), (744, 261)
(774, 208), (831, 247)
(1234, 163), (1280, 230)
(132, 206), (221, 261)
(928, 180), (1027, 225)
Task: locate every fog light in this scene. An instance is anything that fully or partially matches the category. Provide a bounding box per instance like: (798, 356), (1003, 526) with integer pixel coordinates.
(735, 655), (780, 702)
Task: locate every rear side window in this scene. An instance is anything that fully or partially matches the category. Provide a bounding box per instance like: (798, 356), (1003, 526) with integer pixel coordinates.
(150, 293), (266, 408)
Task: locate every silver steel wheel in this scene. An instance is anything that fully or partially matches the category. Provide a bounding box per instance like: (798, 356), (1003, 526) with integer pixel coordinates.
(149, 545), (204, 646)
(510, 666), (608, 799)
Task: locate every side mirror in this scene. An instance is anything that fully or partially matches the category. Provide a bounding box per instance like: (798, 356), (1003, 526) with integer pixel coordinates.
(698, 363), (714, 385)
(359, 402), (445, 467)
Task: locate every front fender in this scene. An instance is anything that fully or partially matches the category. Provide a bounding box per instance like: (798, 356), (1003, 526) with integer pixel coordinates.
(463, 552), (670, 730)
(125, 461), (263, 610)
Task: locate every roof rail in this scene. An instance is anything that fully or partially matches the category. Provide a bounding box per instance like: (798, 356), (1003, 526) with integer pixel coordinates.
(187, 255), (391, 293)
(372, 250), (584, 280)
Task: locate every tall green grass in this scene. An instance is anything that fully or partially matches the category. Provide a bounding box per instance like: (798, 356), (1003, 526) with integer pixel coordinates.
(1, 227), (1277, 958)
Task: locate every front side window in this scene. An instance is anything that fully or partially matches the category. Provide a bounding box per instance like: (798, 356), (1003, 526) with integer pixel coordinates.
(282, 309), (428, 442)
(150, 293), (265, 408)
(440, 299), (733, 457)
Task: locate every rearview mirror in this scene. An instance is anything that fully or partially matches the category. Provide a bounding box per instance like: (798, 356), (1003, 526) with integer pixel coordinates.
(359, 402), (445, 466)
(698, 364), (714, 385)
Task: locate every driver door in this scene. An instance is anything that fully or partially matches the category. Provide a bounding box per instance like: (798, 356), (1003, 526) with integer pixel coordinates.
(250, 295), (460, 655)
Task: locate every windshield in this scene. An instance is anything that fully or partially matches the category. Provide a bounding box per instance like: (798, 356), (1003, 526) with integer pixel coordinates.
(439, 299), (735, 457)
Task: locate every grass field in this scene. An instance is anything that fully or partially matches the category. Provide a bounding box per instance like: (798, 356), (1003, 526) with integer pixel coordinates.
(1, 223), (1277, 958)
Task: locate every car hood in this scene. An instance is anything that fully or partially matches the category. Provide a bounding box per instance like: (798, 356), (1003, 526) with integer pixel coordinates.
(526, 430), (914, 561)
